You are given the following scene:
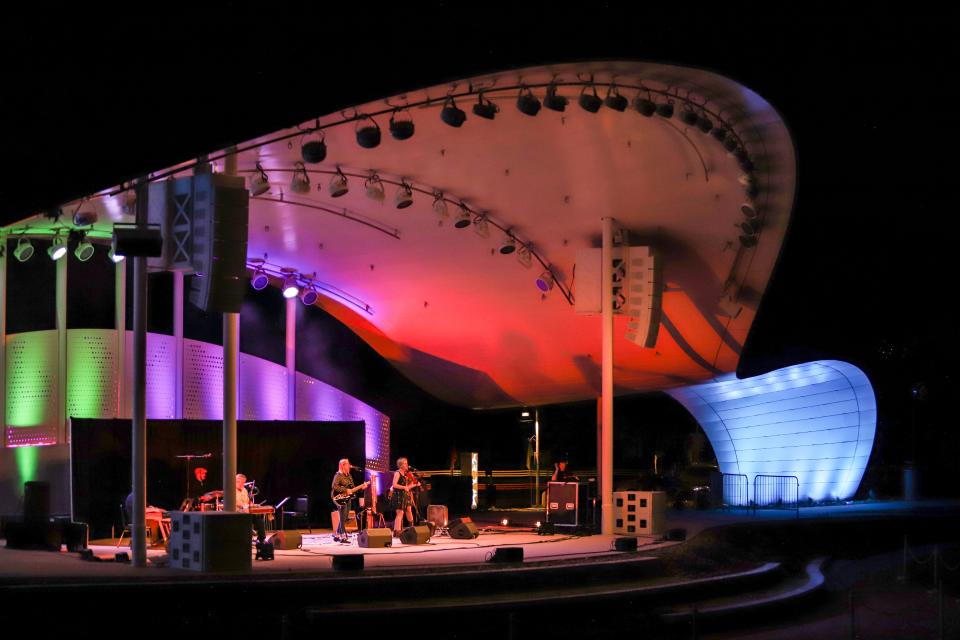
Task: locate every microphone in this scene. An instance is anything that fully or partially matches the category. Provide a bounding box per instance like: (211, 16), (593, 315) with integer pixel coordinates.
(243, 481), (255, 487)
(350, 465), (363, 471)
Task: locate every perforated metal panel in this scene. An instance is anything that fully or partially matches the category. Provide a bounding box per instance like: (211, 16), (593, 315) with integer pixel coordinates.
(238, 353), (288, 420)
(183, 339), (223, 420)
(296, 373), (391, 472)
(67, 330), (117, 420)
(124, 331), (177, 419)
(5, 331), (59, 446)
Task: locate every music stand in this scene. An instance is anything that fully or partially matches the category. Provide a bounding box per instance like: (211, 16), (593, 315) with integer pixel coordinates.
(275, 496), (291, 530)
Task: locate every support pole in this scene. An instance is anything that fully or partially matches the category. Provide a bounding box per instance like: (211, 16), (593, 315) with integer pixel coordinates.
(131, 181), (149, 567)
(534, 409), (540, 507)
(0, 239), (6, 447)
(222, 149), (239, 512)
(115, 254), (126, 418)
(173, 271), (184, 418)
(600, 217), (614, 535)
(286, 296), (296, 421)
(56, 251), (67, 443)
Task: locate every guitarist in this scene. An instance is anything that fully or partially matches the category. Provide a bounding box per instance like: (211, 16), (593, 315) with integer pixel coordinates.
(331, 458), (368, 544)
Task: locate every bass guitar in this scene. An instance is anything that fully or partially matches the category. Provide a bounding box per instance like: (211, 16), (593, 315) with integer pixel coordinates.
(332, 481), (370, 507)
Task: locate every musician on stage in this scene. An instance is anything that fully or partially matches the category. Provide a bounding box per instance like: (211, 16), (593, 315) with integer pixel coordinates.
(391, 457), (420, 537)
(236, 473), (266, 543)
(331, 459), (367, 543)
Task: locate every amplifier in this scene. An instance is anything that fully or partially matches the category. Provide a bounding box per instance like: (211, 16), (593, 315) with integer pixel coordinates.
(168, 511), (252, 572)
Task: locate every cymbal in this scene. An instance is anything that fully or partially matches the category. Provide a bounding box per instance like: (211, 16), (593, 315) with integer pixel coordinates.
(201, 490), (224, 499)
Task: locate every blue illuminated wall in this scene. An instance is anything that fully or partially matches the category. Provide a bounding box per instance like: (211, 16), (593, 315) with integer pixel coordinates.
(666, 360), (876, 504)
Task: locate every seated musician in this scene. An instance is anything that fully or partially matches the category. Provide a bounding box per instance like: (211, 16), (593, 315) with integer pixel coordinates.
(391, 457), (420, 537)
(551, 459), (579, 482)
(331, 459), (368, 543)
(124, 488), (166, 545)
(235, 473), (266, 544)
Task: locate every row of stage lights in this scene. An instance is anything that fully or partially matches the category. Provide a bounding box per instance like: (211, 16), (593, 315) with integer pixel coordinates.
(9, 233), (124, 264)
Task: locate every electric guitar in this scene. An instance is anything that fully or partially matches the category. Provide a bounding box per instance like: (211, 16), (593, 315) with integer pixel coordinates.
(332, 481), (370, 507)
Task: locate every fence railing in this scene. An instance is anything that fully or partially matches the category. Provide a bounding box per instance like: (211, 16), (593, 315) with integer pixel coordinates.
(719, 473), (750, 509)
(752, 474), (799, 516)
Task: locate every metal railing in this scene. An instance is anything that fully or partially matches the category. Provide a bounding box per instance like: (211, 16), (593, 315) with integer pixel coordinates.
(720, 473), (750, 509)
(752, 474), (799, 517)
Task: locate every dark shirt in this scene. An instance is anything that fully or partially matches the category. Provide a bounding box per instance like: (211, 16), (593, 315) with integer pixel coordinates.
(331, 471), (355, 501)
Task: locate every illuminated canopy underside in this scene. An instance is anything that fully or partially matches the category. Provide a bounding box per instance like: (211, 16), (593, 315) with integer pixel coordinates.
(48, 61), (797, 408)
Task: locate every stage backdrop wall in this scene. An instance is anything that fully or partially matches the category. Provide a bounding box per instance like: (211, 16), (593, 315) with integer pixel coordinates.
(71, 419), (364, 538)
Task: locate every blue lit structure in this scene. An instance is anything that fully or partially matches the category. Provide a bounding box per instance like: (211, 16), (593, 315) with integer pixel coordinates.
(666, 361), (876, 504)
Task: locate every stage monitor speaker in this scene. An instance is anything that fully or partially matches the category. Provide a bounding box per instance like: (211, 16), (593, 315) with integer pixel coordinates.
(490, 547), (523, 563)
(3, 521), (62, 551)
(614, 537), (638, 552)
(666, 527), (687, 541)
(333, 554), (364, 571)
(255, 542), (274, 561)
(358, 528), (393, 548)
(267, 530), (302, 550)
(62, 521), (89, 552)
(168, 512), (252, 572)
(23, 481), (51, 522)
(400, 525), (431, 545)
(448, 517), (479, 540)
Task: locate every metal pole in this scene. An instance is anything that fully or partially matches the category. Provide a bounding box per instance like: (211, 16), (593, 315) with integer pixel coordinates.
(534, 409), (540, 507)
(115, 254), (126, 418)
(131, 181), (149, 567)
(600, 217), (614, 535)
(56, 251), (67, 443)
(0, 240), (6, 447)
(286, 296), (296, 420)
(222, 149), (239, 512)
(173, 271), (184, 419)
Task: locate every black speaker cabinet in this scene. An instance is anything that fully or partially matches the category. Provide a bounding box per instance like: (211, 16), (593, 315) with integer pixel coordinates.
(448, 517), (479, 539)
(333, 554), (364, 570)
(267, 530), (302, 550)
(62, 521), (89, 552)
(4, 521), (62, 551)
(490, 547), (524, 563)
(614, 537), (638, 552)
(546, 482), (578, 526)
(358, 528), (393, 548)
(23, 481), (51, 521)
(399, 525), (431, 545)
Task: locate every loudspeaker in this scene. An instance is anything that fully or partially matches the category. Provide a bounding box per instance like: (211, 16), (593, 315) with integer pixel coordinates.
(23, 481), (51, 522)
(358, 528), (392, 548)
(448, 517), (479, 540)
(62, 521), (89, 552)
(168, 512), (252, 572)
(255, 542), (274, 561)
(4, 520), (62, 551)
(267, 530), (302, 550)
(614, 537), (638, 552)
(665, 527), (687, 541)
(490, 547), (523, 563)
(333, 554), (364, 571)
(399, 525), (431, 545)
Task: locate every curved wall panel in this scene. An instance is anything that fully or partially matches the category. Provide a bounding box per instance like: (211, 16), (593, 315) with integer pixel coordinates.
(5, 331), (59, 446)
(666, 360), (876, 503)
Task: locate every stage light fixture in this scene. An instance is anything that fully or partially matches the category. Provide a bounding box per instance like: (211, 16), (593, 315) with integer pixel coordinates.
(739, 234), (758, 248)
(454, 204), (472, 229)
(604, 85), (628, 112)
(281, 273), (300, 299)
(250, 266), (270, 291)
(712, 127), (728, 144)
(741, 203), (758, 219)
(440, 96), (467, 128)
(536, 270), (555, 292)
(72, 209), (98, 227)
(48, 235), (67, 261)
(432, 191), (449, 219)
(501, 519), (510, 526)
(355, 115), (381, 148)
(739, 173), (759, 199)
(472, 93), (499, 120)
(300, 284), (319, 306)
(633, 92), (657, 117)
(290, 161), (311, 194)
(723, 136), (739, 153)
(395, 181), (414, 209)
(499, 234), (516, 255)
(696, 112), (714, 134)
(473, 215), (490, 238)
(389, 109), (415, 140)
(108, 248), (125, 263)
(13, 237), (34, 262)
(301, 134), (327, 163)
(329, 168), (349, 197)
(740, 219), (761, 236)
(516, 87), (541, 116)
(516, 244), (532, 269)
(679, 106), (699, 127)
(365, 174), (385, 203)
(74, 235), (95, 262)
(578, 85), (602, 113)
(250, 163), (271, 196)
(543, 83), (568, 112)
(655, 100), (675, 118)
(734, 149), (754, 172)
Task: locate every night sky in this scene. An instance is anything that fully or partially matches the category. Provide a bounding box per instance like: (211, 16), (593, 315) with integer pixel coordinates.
(2, 8), (956, 495)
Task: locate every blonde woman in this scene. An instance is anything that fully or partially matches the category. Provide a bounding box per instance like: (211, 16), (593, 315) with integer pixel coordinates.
(390, 457), (420, 537)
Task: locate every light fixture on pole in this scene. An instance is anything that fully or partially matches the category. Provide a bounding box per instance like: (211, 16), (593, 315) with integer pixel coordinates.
(389, 108), (415, 140)
(281, 269), (299, 299)
(544, 83), (568, 112)
(290, 161), (310, 194)
(329, 168), (349, 197)
(441, 96), (467, 128)
(249, 163), (270, 196)
(454, 203), (472, 229)
(48, 234), (67, 261)
(250, 259), (269, 290)
(432, 191), (449, 219)
(536, 270), (555, 292)
(13, 236), (34, 262)
(365, 173), (385, 203)
(301, 132), (327, 163)
(74, 233), (95, 262)
(516, 87), (541, 116)
(355, 115), (381, 148)
(472, 93), (499, 120)
(395, 181), (414, 209)
(499, 234), (516, 255)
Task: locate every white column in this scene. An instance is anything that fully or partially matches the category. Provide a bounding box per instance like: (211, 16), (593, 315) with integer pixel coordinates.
(286, 296), (296, 421)
(600, 217), (614, 535)
(222, 149), (239, 512)
(173, 271), (184, 418)
(131, 182), (149, 567)
(115, 256), (126, 417)
(56, 250), (68, 443)
(0, 239), (6, 446)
